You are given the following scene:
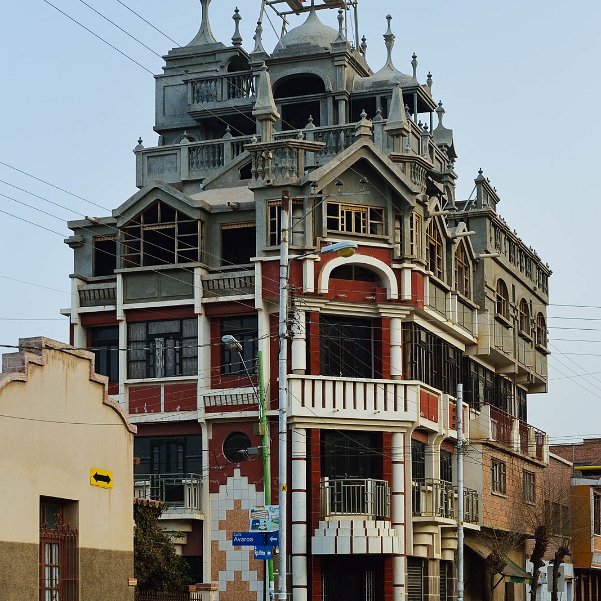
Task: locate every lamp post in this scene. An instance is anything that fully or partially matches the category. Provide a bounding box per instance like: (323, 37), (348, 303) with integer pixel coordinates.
(277, 189), (358, 601)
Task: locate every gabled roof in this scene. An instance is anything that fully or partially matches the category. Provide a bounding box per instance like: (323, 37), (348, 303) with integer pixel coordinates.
(303, 137), (418, 204)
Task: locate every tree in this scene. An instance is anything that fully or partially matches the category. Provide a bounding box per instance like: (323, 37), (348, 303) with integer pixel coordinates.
(134, 501), (190, 591)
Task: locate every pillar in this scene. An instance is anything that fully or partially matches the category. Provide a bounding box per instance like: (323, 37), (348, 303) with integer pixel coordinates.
(392, 431), (406, 601)
(291, 428), (308, 601)
(291, 309), (307, 374)
(390, 317), (403, 379)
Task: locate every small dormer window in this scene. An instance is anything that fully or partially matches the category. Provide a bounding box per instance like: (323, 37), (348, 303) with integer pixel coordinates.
(326, 202), (384, 237)
(121, 201), (201, 268)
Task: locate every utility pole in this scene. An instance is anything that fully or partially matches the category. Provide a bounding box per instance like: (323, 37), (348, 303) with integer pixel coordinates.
(456, 383), (465, 601)
(277, 190), (290, 601)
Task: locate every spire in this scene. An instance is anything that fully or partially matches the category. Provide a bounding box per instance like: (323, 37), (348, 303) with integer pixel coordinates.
(384, 81), (410, 153)
(231, 7), (242, 47)
(433, 100), (457, 161)
(334, 9), (346, 43)
(411, 53), (418, 79)
(426, 71), (433, 90)
(360, 35), (367, 56)
(251, 20), (267, 55)
(252, 64), (280, 142)
(187, 0), (219, 46)
(384, 15), (395, 68)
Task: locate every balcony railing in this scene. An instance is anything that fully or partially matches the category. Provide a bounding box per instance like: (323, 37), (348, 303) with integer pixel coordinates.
(412, 479), (480, 524)
(320, 477), (390, 520)
(188, 71), (255, 106)
(201, 269), (255, 299)
(78, 280), (117, 307)
(134, 473), (202, 511)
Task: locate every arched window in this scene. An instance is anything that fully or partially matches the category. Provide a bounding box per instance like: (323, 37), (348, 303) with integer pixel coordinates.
(536, 312), (547, 347)
(330, 265), (381, 284)
(455, 243), (470, 298)
(223, 432), (252, 463)
(121, 201), (201, 268)
(519, 298), (530, 335)
(426, 221), (444, 279)
(496, 279), (509, 319)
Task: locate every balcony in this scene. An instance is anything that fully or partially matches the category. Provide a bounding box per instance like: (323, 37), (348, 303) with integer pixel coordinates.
(134, 473), (203, 518)
(470, 405), (548, 463)
(288, 375), (418, 426)
(411, 478), (480, 525)
(187, 71), (256, 117)
(321, 478), (390, 521)
(201, 269), (255, 300)
(78, 280), (116, 308)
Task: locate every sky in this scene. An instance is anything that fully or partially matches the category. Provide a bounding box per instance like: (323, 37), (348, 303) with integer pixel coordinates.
(1, 0), (600, 443)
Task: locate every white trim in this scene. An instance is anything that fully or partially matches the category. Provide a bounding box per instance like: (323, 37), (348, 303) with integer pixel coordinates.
(317, 255), (399, 300)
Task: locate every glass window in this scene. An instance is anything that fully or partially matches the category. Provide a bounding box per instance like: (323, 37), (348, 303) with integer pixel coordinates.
(409, 213), (422, 258)
(134, 435), (202, 476)
(223, 432), (252, 463)
(523, 470), (535, 504)
(91, 326), (119, 383)
(221, 316), (258, 375)
(440, 450), (453, 483)
(121, 200), (201, 267)
(491, 459), (506, 494)
(426, 221), (444, 279)
(519, 298), (530, 335)
(411, 439), (426, 481)
(536, 313), (547, 346)
(455, 242), (470, 298)
(326, 203), (385, 236)
(127, 318), (198, 379)
(496, 279), (509, 319)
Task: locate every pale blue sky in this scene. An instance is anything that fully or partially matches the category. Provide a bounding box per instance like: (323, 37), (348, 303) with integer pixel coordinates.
(1, 0), (600, 441)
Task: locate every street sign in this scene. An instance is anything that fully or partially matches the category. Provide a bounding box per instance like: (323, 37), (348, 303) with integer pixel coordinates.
(90, 468), (113, 489)
(254, 546), (273, 560)
(232, 531), (266, 547)
(232, 531), (279, 547)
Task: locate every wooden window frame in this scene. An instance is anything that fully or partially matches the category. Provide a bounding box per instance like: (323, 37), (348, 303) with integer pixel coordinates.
(496, 279), (509, 320)
(523, 470), (536, 504)
(409, 213), (422, 258)
(426, 220), (444, 279)
(491, 459), (506, 494)
(455, 242), (471, 298)
(536, 312), (547, 347)
(326, 202), (385, 237)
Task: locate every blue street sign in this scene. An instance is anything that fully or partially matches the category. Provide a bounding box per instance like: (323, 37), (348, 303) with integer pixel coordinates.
(232, 531), (265, 547)
(254, 546), (273, 560)
(266, 531), (279, 546)
(232, 531), (279, 547)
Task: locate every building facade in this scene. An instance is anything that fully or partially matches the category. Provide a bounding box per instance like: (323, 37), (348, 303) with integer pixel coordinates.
(64, 1), (552, 600)
(0, 337), (136, 601)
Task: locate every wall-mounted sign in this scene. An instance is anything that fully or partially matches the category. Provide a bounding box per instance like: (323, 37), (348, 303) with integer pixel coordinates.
(90, 468), (113, 489)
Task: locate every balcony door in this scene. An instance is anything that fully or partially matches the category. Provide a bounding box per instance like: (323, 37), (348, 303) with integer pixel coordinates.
(321, 430), (379, 480)
(322, 557), (377, 601)
(320, 315), (374, 379)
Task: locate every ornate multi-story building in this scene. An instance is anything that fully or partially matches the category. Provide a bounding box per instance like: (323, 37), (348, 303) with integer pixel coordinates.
(64, 1), (553, 600)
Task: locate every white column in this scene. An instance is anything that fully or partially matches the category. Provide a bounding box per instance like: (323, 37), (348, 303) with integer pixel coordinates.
(392, 431), (406, 601)
(116, 273), (127, 409)
(291, 428), (308, 601)
(197, 314), (211, 390)
(291, 309), (306, 374)
(390, 317), (403, 380)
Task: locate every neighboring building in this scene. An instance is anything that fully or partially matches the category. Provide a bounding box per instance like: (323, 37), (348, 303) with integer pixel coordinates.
(63, 1), (552, 600)
(552, 438), (601, 601)
(0, 337), (136, 601)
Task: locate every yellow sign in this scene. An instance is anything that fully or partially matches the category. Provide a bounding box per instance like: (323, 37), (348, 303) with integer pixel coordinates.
(90, 468), (113, 489)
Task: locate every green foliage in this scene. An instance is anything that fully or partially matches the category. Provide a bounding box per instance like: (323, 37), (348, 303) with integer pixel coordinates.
(134, 502), (190, 592)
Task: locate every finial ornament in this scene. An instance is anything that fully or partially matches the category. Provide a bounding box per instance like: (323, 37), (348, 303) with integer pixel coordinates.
(252, 21), (266, 54)
(436, 100), (445, 126)
(427, 71), (433, 89)
(384, 15), (395, 68)
(135, 137), (144, 151)
(188, 0), (218, 46)
(335, 9), (346, 43)
(411, 52), (418, 79)
(232, 7), (242, 47)
(360, 35), (367, 56)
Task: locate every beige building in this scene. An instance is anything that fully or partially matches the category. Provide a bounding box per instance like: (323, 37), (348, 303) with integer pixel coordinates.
(0, 337), (136, 601)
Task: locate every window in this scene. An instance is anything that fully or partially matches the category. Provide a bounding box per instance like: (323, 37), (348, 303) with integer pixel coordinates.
(121, 201), (201, 267)
(517, 387), (527, 422)
(494, 376), (513, 414)
(320, 316), (374, 378)
(439, 560), (455, 601)
(128, 319), (198, 379)
(93, 236), (116, 276)
(440, 450), (453, 483)
(519, 298), (530, 335)
(221, 316), (258, 375)
(321, 430), (378, 479)
(595, 494), (601, 536)
(267, 199), (305, 246)
(491, 459), (506, 494)
(330, 265), (380, 283)
(536, 313), (547, 347)
(523, 470), (536, 504)
(409, 213), (422, 258)
(221, 222), (255, 265)
(40, 499), (78, 601)
(393, 213), (403, 258)
(90, 326), (119, 383)
(463, 358), (494, 411)
(223, 432), (252, 463)
(496, 279), (509, 319)
(411, 439), (426, 480)
(326, 202), (385, 236)
(134, 435), (202, 476)
(426, 220), (444, 279)
(455, 242), (470, 297)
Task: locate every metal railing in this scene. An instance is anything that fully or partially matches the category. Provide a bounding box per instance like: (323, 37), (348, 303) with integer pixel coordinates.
(134, 473), (202, 511)
(411, 479), (480, 524)
(320, 478), (390, 520)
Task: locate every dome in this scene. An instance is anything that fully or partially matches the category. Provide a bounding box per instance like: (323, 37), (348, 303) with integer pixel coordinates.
(273, 9), (339, 55)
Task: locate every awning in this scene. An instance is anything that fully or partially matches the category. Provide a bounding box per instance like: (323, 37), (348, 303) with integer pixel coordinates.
(464, 537), (532, 584)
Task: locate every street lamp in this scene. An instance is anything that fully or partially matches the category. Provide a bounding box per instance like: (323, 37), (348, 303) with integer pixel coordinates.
(277, 189), (358, 601)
